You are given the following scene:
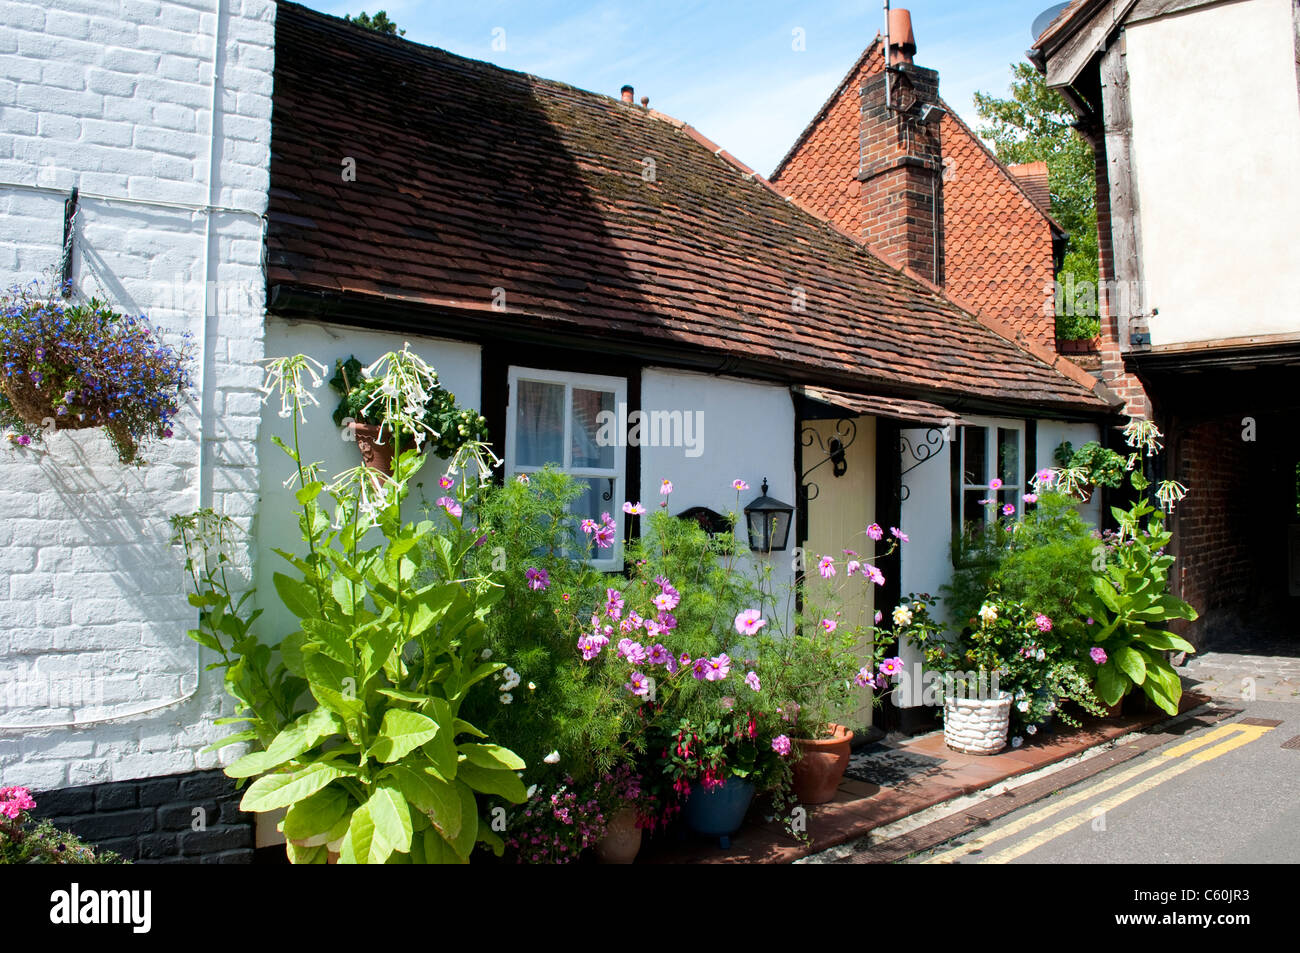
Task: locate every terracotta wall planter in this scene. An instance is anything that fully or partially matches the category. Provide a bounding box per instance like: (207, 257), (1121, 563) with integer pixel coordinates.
(352, 423), (397, 476)
(791, 723), (854, 804)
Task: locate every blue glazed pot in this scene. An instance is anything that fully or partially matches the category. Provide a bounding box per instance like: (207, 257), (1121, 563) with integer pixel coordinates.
(683, 779), (755, 848)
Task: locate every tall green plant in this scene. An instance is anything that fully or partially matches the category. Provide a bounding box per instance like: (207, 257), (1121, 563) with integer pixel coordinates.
(176, 350), (526, 864)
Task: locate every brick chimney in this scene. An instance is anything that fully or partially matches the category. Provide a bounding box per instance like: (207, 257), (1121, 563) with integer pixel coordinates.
(858, 10), (945, 283)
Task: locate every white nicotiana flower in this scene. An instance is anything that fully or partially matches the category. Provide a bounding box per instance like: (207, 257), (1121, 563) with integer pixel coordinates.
(1123, 418), (1164, 457)
(526, 785), (538, 799)
(1155, 479), (1189, 513)
(543, 751), (560, 765)
(259, 354), (327, 423)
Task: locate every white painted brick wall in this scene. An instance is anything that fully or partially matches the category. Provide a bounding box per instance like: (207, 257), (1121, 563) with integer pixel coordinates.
(0, 0), (276, 791)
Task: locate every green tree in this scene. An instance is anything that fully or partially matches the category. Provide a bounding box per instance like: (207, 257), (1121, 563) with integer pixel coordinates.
(974, 63), (1099, 339)
(345, 10), (405, 36)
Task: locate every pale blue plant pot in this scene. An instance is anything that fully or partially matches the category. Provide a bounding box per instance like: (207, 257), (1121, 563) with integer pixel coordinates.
(683, 779), (755, 849)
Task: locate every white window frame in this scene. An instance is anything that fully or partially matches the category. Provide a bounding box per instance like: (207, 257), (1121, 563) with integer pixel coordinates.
(505, 365), (628, 571)
(959, 417), (1026, 528)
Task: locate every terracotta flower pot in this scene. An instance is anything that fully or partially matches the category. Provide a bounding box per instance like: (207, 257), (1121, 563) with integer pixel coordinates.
(351, 422), (397, 476)
(594, 806), (642, 864)
(791, 723), (854, 804)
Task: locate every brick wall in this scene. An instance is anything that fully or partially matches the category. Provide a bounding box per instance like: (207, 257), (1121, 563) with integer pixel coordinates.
(771, 41), (1060, 349)
(0, 0), (274, 798)
(1168, 415), (1254, 649)
(30, 767), (254, 863)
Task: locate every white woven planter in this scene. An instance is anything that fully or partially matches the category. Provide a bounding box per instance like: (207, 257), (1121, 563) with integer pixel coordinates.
(943, 691), (1012, 755)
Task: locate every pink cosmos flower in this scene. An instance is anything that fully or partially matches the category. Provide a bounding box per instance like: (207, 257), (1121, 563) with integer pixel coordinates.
(821, 618), (838, 633)
(439, 475), (455, 490)
(626, 611), (643, 629)
(659, 479), (673, 496)
(1024, 493), (1038, 504)
(525, 567), (550, 591)
(622, 501), (646, 515)
(772, 735), (792, 757)
(865, 564), (886, 586)
(890, 527), (909, 543)
(656, 610), (677, 631)
(818, 555), (836, 578)
(1090, 646), (1107, 665)
(1035, 614), (1053, 633)
(1036, 468), (1055, 485)
(605, 588), (624, 619)
(1002, 504), (1016, 516)
(652, 590), (680, 612)
(866, 523), (884, 541)
(692, 658), (710, 680)
(647, 644), (671, 666)
(643, 619), (663, 638)
(734, 609), (766, 636)
(436, 496), (462, 518)
(617, 639), (648, 665)
(744, 670), (761, 692)
(625, 672), (651, 697)
(988, 478), (1004, 491)
(846, 560), (861, 576)
(874, 610), (883, 624)
(577, 633), (607, 660)
(593, 524), (616, 548)
(854, 667), (876, 689)
(580, 518), (598, 534)
(704, 654), (732, 681)
(732, 479), (750, 492)
(878, 657), (904, 677)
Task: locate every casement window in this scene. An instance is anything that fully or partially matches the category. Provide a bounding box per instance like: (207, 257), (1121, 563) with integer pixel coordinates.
(957, 421), (1025, 530)
(505, 366), (627, 570)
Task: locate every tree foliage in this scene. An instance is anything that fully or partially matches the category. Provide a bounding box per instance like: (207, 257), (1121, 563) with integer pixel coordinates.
(345, 10), (405, 36)
(974, 63), (1100, 339)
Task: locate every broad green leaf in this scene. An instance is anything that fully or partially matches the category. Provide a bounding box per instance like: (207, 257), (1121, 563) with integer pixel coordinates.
(274, 571), (320, 620)
(240, 762), (348, 813)
(446, 781), (479, 860)
(370, 710), (440, 763)
(453, 718), (487, 739)
(457, 761), (527, 803)
(1143, 659), (1183, 713)
(339, 802), (389, 865)
(264, 707), (344, 766)
(1095, 660), (1131, 707)
(422, 697), (459, 779)
(424, 827), (469, 865)
(225, 749), (278, 780)
(386, 765), (461, 841)
(200, 729), (258, 754)
(369, 783), (413, 855)
(1091, 576), (1121, 614)
(331, 574), (359, 615)
(303, 652), (364, 722)
(295, 481), (325, 505)
(1113, 645), (1147, 685)
(459, 743), (526, 772)
(1137, 629), (1195, 654)
(477, 824), (506, 857)
(282, 785), (350, 843)
(284, 839), (328, 864)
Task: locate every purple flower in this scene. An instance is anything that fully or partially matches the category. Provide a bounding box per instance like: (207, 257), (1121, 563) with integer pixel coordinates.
(647, 644), (671, 666)
(1002, 504), (1016, 517)
(625, 672), (651, 697)
(866, 523), (884, 541)
(772, 735), (792, 757)
(744, 670), (761, 692)
(617, 639), (648, 665)
(732, 479), (750, 492)
(578, 632), (609, 660)
(820, 618), (838, 633)
(878, 657), (904, 678)
(817, 555), (836, 578)
(1035, 614), (1053, 633)
(605, 588), (624, 619)
(890, 526), (909, 542)
(691, 658), (710, 680)
(622, 501), (646, 515)
(865, 564), (885, 586)
(655, 610), (677, 631)
(1024, 493), (1038, 504)
(854, 666), (876, 688)
(704, 654), (732, 681)
(436, 496), (462, 518)
(593, 524), (616, 548)
(652, 589), (679, 612)
(525, 567), (549, 591)
(1090, 646), (1107, 665)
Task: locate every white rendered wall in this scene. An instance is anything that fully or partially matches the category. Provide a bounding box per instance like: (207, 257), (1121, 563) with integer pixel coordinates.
(1036, 419), (1102, 527)
(1125, 0), (1300, 346)
(897, 428), (953, 699)
(0, 0), (275, 790)
(639, 368), (797, 597)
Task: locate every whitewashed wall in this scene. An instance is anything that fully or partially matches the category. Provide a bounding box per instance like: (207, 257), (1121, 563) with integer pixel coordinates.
(639, 368), (797, 596)
(1037, 419), (1102, 527)
(1126, 0), (1300, 346)
(897, 429), (953, 698)
(0, 0), (275, 790)
(254, 317), (483, 642)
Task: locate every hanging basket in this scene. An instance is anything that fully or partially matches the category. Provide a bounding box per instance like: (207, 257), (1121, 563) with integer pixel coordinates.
(0, 375), (100, 431)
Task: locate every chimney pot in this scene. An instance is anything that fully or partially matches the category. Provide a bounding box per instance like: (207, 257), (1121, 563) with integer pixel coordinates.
(621, 85), (634, 104)
(888, 9), (917, 65)
(640, 95), (649, 107)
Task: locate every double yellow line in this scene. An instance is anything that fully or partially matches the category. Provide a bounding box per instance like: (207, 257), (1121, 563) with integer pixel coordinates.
(923, 721), (1275, 864)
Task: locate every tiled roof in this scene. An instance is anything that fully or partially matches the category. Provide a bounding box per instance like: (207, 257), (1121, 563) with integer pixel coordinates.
(770, 39), (1066, 352)
(802, 387), (962, 426)
(267, 3), (1111, 413)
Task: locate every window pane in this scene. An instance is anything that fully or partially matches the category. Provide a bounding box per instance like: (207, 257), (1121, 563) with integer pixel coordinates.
(571, 477), (617, 551)
(998, 428), (1020, 486)
(963, 427), (987, 486)
(964, 489), (989, 525)
(515, 380), (565, 467)
(572, 388), (615, 470)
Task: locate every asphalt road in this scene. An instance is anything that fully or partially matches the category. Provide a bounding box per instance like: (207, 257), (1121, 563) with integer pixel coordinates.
(907, 699), (1299, 864)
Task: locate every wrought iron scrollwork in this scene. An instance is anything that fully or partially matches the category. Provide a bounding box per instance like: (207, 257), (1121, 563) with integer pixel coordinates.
(800, 417), (857, 505)
(898, 427), (945, 503)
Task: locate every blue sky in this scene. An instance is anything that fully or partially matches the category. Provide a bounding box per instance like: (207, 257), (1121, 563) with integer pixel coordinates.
(304, 1), (1054, 176)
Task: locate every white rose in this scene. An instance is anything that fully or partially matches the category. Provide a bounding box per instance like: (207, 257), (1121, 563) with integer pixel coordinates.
(892, 606), (913, 627)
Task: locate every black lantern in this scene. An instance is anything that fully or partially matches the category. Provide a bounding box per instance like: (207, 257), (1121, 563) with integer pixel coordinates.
(743, 478), (794, 552)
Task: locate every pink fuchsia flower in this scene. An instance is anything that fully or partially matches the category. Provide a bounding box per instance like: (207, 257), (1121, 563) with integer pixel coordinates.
(846, 560), (861, 577)
(704, 654), (732, 681)
(853, 666), (876, 689)
(647, 644), (671, 666)
(732, 479), (750, 492)
(744, 670), (761, 692)
(1024, 493), (1038, 504)
(625, 672), (651, 697)
(820, 618), (838, 633)
(525, 567), (550, 591)
(818, 555), (836, 578)
(1090, 646), (1108, 665)
(1002, 504), (1016, 517)
(659, 479), (673, 496)
(865, 564), (885, 586)
(890, 527), (909, 542)
(734, 609), (766, 636)
(772, 735), (792, 757)
(1035, 614), (1053, 633)
(988, 478), (1004, 491)
(651, 590), (680, 613)
(617, 639), (648, 665)
(436, 497), (462, 518)
(866, 523), (884, 541)
(622, 501), (646, 515)
(878, 657), (904, 677)
(439, 475), (455, 490)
